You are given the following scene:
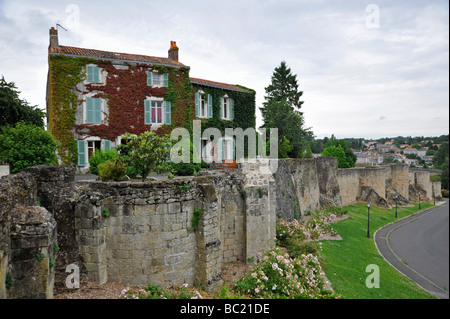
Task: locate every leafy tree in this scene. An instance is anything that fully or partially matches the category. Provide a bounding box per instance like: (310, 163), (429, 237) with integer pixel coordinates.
(260, 61), (309, 158)
(324, 137), (356, 168)
(433, 142), (449, 168)
(321, 144), (351, 168)
(303, 145), (314, 159)
(441, 158), (449, 190)
(0, 76), (45, 127)
(117, 131), (172, 182)
(0, 122), (57, 173)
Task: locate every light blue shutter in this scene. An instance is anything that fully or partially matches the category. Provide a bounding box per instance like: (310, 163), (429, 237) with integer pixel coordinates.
(93, 66), (99, 83)
(103, 140), (111, 150)
(87, 66), (93, 82)
(163, 73), (169, 87)
(87, 66), (99, 82)
(94, 98), (102, 124)
(144, 100), (151, 124)
(147, 71), (153, 86)
(195, 92), (199, 117)
(230, 98), (234, 120)
(165, 101), (171, 125)
(86, 97), (93, 123)
(220, 98), (224, 119)
(77, 140), (86, 166)
(207, 94), (213, 118)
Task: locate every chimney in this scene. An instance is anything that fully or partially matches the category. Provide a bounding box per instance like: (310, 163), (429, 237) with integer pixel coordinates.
(168, 41), (179, 61)
(49, 27), (59, 50)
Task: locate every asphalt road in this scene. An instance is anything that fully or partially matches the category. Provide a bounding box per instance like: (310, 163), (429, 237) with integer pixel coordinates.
(375, 199), (449, 299)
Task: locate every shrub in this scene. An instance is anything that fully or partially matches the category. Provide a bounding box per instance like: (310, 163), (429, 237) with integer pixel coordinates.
(234, 248), (335, 299)
(88, 149), (119, 175)
(0, 122), (57, 173)
(118, 132), (172, 182)
(171, 161), (201, 176)
(119, 283), (203, 299)
(98, 159), (126, 181)
(442, 189), (449, 198)
(275, 219), (305, 247)
(125, 165), (139, 178)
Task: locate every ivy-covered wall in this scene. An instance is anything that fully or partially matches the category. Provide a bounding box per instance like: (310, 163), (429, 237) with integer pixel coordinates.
(47, 53), (255, 166)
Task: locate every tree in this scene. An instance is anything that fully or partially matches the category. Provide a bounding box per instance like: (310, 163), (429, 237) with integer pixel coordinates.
(117, 131), (172, 182)
(0, 122), (57, 173)
(441, 158), (449, 190)
(0, 76), (45, 127)
(260, 61), (309, 158)
(324, 137), (356, 168)
(321, 144), (351, 168)
(432, 142), (449, 168)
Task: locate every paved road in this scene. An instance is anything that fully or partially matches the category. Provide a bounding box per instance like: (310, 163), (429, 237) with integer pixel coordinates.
(375, 199), (449, 299)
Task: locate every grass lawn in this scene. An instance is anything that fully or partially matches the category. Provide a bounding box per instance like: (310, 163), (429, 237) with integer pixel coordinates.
(319, 202), (436, 299)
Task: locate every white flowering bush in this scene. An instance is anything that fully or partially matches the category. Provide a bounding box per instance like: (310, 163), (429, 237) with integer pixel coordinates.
(303, 210), (339, 240)
(234, 248), (337, 299)
(119, 283), (203, 299)
(276, 218), (305, 246)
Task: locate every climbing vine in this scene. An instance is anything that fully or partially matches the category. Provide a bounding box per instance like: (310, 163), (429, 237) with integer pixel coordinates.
(48, 53), (255, 165)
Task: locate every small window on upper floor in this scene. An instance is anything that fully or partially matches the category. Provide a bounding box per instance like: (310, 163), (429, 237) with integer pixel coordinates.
(86, 65), (100, 83)
(147, 71), (169, 87)
(221, 95), (234, 120)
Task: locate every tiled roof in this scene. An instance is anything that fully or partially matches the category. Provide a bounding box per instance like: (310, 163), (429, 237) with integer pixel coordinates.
(50, 45), (187, 68)
(190, 77), (253, 94)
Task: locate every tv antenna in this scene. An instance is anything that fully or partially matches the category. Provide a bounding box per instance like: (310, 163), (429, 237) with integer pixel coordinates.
(56, 22), (68, 32)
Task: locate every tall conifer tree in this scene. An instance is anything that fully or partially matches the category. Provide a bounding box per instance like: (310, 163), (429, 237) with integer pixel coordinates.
(260, 61), (308, 158)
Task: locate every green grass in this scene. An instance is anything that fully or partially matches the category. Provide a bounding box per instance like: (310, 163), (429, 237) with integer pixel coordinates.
(319, 202), (436, 299)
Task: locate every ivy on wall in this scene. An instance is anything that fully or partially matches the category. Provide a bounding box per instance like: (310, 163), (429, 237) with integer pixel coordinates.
(48, 53), (255, 166)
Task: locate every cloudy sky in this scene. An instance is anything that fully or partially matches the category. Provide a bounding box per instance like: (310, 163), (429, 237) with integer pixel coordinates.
(0, 0), (448, 139)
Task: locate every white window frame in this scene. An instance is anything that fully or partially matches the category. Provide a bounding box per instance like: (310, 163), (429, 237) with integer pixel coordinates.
(198, 91), (208, 119)
(222, 95), (230, 120)
(145, 97), (165, 127)
(152, 72), (163, 87)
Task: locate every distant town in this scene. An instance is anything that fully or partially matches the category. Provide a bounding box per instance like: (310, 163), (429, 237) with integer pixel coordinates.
(310, 135), (449, 168)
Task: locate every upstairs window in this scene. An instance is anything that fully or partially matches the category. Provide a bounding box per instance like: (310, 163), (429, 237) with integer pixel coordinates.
(144, 99), (171, 125)
(221, 95), (234, 120)
(147, 71), (169, 87)
(195, 91), (212, 119)
(85, 97), (102, 124)
(86, 65), (100, 83)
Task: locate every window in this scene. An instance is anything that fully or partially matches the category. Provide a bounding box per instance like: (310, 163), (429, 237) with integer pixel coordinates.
(195, 91), (212, 118)
(144, 99), (171, 125)
(87, 140), (101, 160)
(85, 97), (102, 124)
(221, 95), (234, 120)
(86, 65), (100, 83)
(147, 71), (169, 87)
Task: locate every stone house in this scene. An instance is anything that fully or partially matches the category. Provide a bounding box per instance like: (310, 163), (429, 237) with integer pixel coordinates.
(46, 27), (255, 170)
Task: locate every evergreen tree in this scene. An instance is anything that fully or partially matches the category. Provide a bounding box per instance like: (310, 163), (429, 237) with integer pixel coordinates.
(260, 61), (308, 158)
(0, 76), (45, 127)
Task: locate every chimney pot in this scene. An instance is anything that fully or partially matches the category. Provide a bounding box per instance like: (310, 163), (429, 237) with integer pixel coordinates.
(168, 41), (179, 61)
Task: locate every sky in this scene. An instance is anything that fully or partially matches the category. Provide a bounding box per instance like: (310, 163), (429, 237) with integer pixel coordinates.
(0, 0), (448, 140)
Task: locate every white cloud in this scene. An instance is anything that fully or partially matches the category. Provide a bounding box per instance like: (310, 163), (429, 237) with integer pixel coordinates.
(0, 0), (448, 139)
